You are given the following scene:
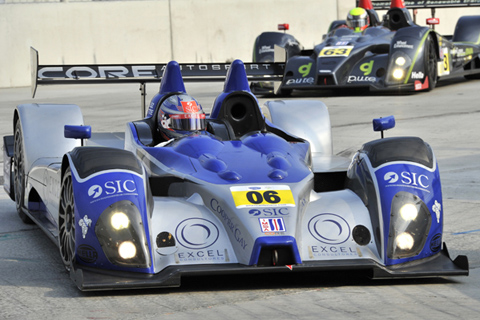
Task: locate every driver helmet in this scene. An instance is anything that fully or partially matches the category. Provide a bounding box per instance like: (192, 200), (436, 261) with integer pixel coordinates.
(346, 7), (369, 32)
(157, 94), (206, 140)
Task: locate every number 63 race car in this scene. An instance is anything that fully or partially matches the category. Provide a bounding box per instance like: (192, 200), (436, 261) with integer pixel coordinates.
(251, 0), (480, 95)
(3, 51), (468, 291)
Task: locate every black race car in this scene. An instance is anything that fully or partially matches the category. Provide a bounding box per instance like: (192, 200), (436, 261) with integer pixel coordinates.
(251, 0), (480, 95)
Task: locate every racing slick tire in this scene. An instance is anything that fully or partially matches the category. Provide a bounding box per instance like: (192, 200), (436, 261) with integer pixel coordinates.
(59, 166), (75, 272)
(13, 119), (33, 224)
(425, 35), (438, 91)
(464, 57), (480, 80)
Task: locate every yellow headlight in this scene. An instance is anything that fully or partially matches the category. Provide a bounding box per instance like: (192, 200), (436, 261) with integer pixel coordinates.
(395, 56), (407, 66)
(396, 232), (414, 250)
(393, 69), (404, 80)
(111, 212), (130, 230)
(118, 241), (137, 259)
(399, 203), (418, 221)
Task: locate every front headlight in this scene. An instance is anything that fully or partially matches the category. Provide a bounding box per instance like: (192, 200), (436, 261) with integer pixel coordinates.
(387, 52), (412, 84)
(95, 200), (151, 268)
(387, 192), (431, 259)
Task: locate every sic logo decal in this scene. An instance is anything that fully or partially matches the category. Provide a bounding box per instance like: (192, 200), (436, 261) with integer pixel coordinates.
(230, 185), (295, 208)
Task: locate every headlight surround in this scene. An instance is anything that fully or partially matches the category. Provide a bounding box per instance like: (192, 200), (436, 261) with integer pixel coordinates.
(387, 51), (412, 84)
(387, 192), (431, 259)
(95, 200), (150, 268)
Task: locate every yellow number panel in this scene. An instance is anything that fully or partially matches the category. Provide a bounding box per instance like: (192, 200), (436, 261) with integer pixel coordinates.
(230, 185), (296, 208)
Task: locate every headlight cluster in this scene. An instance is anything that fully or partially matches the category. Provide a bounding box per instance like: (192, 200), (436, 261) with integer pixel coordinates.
(387, 52), (412, 83)
(387, 192), (431, 259)
(95, 200), (150, 268)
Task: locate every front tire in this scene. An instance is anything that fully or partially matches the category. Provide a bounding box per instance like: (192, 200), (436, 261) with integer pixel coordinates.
(424, 35), (438, 91)
(59, 167), (76, 272)
(13, 119), (33, 224)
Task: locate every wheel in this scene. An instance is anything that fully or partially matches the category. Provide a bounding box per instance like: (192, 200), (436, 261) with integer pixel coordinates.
(464, 58), (480, 80)
(424, 35), (437, 91)
(13, 119), (33, 224)
(59, 167), (75, 271)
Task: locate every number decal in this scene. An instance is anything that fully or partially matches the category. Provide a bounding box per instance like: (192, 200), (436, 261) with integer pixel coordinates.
(319, 46), (353, 57)
(231, 186), (295, 208)
(443, 51), (450, 72)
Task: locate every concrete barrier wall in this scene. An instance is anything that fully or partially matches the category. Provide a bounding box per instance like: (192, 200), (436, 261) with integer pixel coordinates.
(1, 0), (478, 88)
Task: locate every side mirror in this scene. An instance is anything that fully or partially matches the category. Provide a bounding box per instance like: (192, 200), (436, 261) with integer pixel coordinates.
(373, 116), (395, 139)
(65, 125), (91, 146)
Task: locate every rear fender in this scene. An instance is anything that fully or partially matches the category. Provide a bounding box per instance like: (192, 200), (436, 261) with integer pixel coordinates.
(64, 147), (153, 273)
(252, 31), (302, 62)
(15, 104), (84, 174)
(261, 100), (332, 155)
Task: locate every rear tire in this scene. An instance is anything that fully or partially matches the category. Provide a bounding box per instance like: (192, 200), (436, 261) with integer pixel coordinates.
(13, 119), (33, 224)
(59, 167), (76, 272)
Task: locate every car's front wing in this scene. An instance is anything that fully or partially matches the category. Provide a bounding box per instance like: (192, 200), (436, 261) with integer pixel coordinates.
(70, 246), (467, 291)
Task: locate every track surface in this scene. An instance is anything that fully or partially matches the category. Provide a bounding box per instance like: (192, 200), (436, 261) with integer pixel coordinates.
(1, 78), (479, 319)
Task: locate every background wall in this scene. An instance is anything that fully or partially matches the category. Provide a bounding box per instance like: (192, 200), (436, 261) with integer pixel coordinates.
(0, 0), (477, 88)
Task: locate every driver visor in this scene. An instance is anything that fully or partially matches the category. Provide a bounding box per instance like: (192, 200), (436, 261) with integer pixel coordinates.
(169, 113), (206, 131)
(347, 18), (368, 29)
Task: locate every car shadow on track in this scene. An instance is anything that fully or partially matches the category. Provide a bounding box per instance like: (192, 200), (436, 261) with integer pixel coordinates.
(83, 270), (459, 297)
(255, 76), (471, 99)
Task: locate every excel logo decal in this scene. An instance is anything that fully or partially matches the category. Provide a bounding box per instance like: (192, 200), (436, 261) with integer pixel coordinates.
(298, 63), (312, 77)
(230, 185), (296, 208)
(319, 46), (353, 57)
(360, 60), (374, 75)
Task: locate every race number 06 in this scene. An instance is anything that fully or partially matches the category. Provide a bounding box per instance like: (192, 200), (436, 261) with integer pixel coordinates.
(246, 191), (281, 204)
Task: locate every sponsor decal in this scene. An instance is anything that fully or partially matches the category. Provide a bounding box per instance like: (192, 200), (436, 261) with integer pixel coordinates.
(38, 63), (283, 79)
(248, 207), (290, 216)
(443, 49), (450, 74)
(77, 244), (98, 263)
(259, 45), (274, 54)
(180, 100), (199, 113)
(88, 185), (103, 199)
(411, 71), (424, 79)
(319, 46), (354, 57)
(230, 185), (295, 208)
(286, 77), (315, 85)
(430, 233), (442, 252)
(78, 215), (92, 239)
(298, 63), (312, 77)
(432, 200), (442, 223)
(175, 218), (219, 250)
(309, 245), (358, 257)
(335, 41), (349, 46)
(414, 76), (429, 91)
(394, 41), (413, 49)
(177, 249), (226, 262)
(308, 213), (350, 245)
(210, 199), (247, 249)
(383, 171), (430, 191)
(360, 60), (374, 76)
(347, 75), (376, 83)
(259, 218), (286, 233)
(88, 180), (137, 203)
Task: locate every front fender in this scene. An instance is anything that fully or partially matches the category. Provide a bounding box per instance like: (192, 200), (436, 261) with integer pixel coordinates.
(348, 137), (443, 266)
(65, 147), (153, 273)
(386, 26), (433, 86)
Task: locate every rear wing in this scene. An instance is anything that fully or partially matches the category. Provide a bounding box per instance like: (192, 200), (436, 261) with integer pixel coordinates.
(370, 0), (480, 9)
(31, 47), (285, 115)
